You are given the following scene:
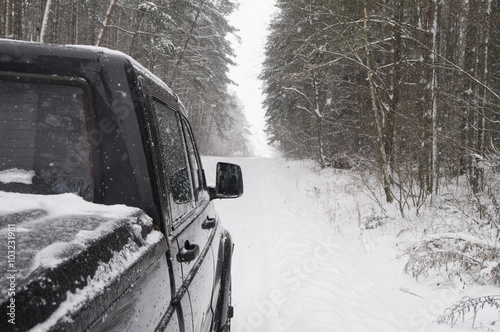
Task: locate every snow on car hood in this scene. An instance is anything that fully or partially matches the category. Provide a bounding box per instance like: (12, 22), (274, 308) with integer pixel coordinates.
(0, 191), (166, 331)
(0, 191), (157, 297)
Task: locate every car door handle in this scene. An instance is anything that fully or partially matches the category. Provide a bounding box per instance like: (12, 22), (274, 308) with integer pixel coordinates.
(202, 216), (216, 229)
(177, 240), (200, 263)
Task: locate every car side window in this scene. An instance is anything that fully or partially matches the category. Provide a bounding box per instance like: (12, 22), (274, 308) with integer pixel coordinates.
(152, 99), (195, 223)
(181, 118), (203, 199)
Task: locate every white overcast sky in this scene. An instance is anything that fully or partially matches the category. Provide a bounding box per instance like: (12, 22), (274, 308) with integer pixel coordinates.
(228, 0), (277, 157)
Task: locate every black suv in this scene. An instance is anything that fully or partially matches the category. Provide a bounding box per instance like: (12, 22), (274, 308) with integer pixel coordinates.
(0, 39), (242, 332)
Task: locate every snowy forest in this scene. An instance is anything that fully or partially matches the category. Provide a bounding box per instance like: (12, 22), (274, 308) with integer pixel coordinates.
(260, 0), (500, 325)
(0, 0), (251, 156)
(2, 0), (500, 328)
(262, 0), (500, 200)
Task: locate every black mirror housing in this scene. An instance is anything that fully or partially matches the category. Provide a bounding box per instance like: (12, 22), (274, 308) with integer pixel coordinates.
(210, 162), (243, 200)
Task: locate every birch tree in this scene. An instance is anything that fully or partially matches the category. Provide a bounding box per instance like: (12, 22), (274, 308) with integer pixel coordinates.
(39, 0), (53, 43)
(95, 0), (117, 47)
(430, 0), (439, 193)
(363, 0), (393, 203)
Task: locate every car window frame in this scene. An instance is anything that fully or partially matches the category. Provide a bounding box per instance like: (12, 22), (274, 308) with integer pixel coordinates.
(150, 96), (199, 228)
(179, 115), (205, 201)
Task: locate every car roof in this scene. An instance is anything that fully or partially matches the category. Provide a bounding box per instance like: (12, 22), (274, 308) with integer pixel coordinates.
(0, 39), (182, 111)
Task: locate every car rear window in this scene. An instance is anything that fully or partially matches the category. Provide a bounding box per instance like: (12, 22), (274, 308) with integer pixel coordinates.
(0, 78), (94, 200)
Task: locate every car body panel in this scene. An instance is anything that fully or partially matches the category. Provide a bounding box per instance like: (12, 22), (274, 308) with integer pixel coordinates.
(0, 39), (240, 332)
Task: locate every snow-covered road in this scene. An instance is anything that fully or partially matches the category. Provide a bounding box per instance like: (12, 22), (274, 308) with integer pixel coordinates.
(203, 157), (485, 332)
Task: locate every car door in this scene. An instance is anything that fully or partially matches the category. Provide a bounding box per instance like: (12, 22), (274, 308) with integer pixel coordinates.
(150, 98), (216, 332)
(179, 117), (222, 332)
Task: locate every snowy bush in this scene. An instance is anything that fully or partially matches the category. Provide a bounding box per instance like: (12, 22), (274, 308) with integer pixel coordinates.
(403, 233), (499, 286)
(402, 155), (500, 284)
(437, 295), (500, 329)
(362, 214), (385, 230)
(400, 166), (500, 329)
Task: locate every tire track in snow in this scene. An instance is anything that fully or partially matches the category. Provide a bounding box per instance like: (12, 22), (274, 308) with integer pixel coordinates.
(206, 157), (274, 332)
(257, 160), (414, 332)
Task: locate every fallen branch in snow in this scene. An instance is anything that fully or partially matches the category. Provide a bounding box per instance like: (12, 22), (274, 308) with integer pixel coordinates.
(399, 287), (423, 298)
(402, 233), (500, 286)
(437, 295), (500, 329)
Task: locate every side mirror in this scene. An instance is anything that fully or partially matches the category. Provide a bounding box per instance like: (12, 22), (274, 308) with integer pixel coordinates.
(209, 162), (243, 200)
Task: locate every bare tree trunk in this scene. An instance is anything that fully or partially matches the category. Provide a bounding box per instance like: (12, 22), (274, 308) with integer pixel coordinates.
(387, 0), (403, 170)
(312, 71), (326, 168)
(72, 0), (79, 44)
(0, 1), (4, 37)
(12, 0), (21, 39)
(5, 0), (13, 38)
(478, 0), (492, 156)
(480, 0), (492, 158)
(473, 0), (492, 193)
(461, 0), (484, 193)
(363, 1), (393, 203)
(430, 0), (441, 194)
(40, 0), (53, 43)
(52, 0), (59, 44)
(129, 11), (145, 55)
(96, 0), (118, 47)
